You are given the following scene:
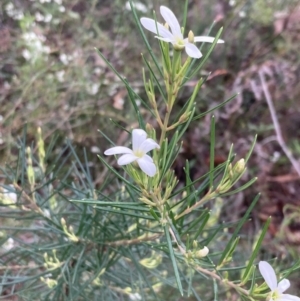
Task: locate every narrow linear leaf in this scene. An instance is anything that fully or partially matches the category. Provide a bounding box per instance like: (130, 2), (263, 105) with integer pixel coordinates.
(95, 48), (154, 117)
(209, 115), (216, 188)
(220, 177), (258, 197)
(124, 78), (146, 129)
(213, 279), (218, 301)
(164, 225), (183, 295)
(242, 217), (271, 282)
(218, 194), (260, 266)
(93, 207), (155, 220)
(245, 135), (257, 163)
(192, 94), (237, 121)
(141, 55), (166, 102)
(97, 155), (141, 193)
(192, 211), (211, 241)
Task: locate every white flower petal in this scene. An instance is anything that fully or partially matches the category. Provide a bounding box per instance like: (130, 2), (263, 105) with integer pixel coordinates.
(155, 36), (175, 43)
(132, 129), (147, 151)
(140, 17), (174, 40)
(193, 36), (225, 43)
(160, 6), (182, 38)
(143, 154), (154, 163)
(278, 279), (291, 293)
(259, 261), (278, 291)
(139, 138), (160, 153)
(129, 292), (142, 301)
(104, 146), (133, 155)
(118, 154), (138, 165)
(137, 157), (156, 177)
(280, 294), (300, 301)
(185, 43), (202, 58)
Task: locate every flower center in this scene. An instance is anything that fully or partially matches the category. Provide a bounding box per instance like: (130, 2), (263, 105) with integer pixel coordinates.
(268, 289), (280, 301)
(134, 150), (145, 158)
(173, 36), (185, 50)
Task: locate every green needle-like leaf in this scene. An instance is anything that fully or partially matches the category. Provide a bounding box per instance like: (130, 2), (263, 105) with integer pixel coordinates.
(164, 225), (183, 295)
(209, 115), (216, 188)
(218, 194), (260, 266)
(242, 217), (271, 283)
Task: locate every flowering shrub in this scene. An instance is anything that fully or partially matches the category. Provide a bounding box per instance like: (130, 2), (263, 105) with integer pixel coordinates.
(0, 1), (299, 300)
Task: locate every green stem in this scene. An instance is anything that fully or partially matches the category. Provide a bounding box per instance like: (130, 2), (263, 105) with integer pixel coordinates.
(175, 190), (216, 220)
(159, 51), (182, 145)
(160, 106), (172, 145)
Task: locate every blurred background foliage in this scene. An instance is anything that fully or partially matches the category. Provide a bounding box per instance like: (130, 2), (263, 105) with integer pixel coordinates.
(0, 0), (300, 299)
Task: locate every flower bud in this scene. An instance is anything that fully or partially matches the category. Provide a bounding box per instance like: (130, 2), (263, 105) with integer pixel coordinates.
(188, 30), (194, 43)
(42, 277), (57, 288)
(139, 251), (162, 269)
(26, 147), (35, 186)
(37, 127), (45, 171)
(178, 112), (189, 123)
(196, 246), (209, 258)
(234, 158), (245, 174)
(61, 217), (66, 227)
(124, 287), (132, 294)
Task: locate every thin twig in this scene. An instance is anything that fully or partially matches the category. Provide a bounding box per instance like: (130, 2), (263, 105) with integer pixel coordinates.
(259, 70), (300, 177)
(13, 182), (44, 215)
(105, 233), (162, 247)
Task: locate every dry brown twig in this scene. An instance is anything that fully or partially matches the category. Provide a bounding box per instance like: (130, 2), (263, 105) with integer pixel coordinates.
(259, 70), (300, 177)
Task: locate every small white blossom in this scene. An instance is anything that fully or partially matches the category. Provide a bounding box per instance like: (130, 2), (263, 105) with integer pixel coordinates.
(5, 2), (24, 20)
(44, 14), (53, 23)
(140, 6), (224, 59)
(58, 5), (66, 12)
(104, 129), (160, 177)
(42, 209), (51, 218)
(129, 293), (142, 301)
(259, 261), (300, 301)
(2, 238), (15, 251)
(1, 185), (17, 204)
(59, 53), (72, 65)
(22, 49), (32, 60)
(239, 10), (246, 18)
(35, 12), (45, 22)
(125, 1), (148, 13)
(86, 83), (99, 95)
(91, 146), (101, 153)
(56, 70), (65, 82)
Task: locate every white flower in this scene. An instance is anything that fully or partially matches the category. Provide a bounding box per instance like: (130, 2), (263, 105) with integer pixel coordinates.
(129, 293), (142, 301)
(2, 238), (15, 251)
(125, 1), (148, 13)
(86, 83), (99, 95)
(259, 261), (300, 301)
(140, 6), (224, 59)
(104, 129), (160, 177)
(2, 185), (17, 204)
